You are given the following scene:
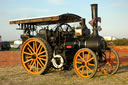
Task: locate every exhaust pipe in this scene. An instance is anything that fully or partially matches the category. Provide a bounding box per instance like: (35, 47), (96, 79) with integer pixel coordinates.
(91, 4), (98, 36)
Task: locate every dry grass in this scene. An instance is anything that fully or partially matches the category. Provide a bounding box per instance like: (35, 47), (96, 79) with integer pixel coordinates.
(0, 65), (128, 85)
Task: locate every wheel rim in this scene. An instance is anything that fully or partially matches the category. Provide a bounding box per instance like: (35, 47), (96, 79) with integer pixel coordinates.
(98, 48), (120, 74)
(21, 38), (48, 74)
(74, 48), (97, 78)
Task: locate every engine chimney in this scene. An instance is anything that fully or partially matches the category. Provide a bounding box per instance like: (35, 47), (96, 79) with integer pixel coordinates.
(91, 4), (98, 37)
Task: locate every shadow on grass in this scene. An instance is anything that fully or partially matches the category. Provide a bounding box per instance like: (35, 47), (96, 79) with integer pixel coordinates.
(45, 64), (77, 78)
(117, 65), (128, 74)
(45, 65), (128, 78)
(95, 65), (128, 78)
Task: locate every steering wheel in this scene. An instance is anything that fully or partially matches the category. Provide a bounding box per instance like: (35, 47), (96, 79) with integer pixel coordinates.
(56, 23), (73, 33)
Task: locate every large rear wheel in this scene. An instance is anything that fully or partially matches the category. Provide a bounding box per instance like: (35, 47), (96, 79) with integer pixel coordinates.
(21, 38), (52, 74)
(73, 48), (98, 78)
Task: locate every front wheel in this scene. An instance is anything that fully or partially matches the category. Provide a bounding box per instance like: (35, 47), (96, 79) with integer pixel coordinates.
(98, 47), (120, 74)
(73, 48), (98, 78)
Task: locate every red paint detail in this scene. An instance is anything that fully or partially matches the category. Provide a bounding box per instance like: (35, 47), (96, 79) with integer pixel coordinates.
(66, 45), (72, 48)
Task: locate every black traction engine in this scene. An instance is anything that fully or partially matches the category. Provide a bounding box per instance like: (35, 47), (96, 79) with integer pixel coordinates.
(10, 4), (120, 78)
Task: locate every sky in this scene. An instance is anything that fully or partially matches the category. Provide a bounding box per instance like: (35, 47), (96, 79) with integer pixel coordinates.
(0, 0), (128, 41)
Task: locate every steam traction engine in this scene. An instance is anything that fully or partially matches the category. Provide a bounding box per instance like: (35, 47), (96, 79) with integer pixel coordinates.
(10, 4), (120, 78)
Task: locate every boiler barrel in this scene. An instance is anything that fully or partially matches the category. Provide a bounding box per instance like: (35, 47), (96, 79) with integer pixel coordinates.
(65, 37), (106, 51)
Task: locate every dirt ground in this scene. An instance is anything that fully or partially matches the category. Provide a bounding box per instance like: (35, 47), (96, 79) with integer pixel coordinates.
(0, 51), (20, 67)
(0, 46), (128, 67)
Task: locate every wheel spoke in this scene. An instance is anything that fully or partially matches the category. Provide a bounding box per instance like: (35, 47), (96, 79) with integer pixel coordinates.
(81, 66), (84, 74)
(33, 41), (35, 52)
(36, 44), (41, 53)
(28, 43), (34, 53)
(38, 51), (46, 56)
(30, 61), (35, 71)
(26, 56), (32, 59)
(35, 41), (38, 53)
(108, 64), (111, 73)
(111, 55), (116, 59)
(78, 55), (84, 61)
(38, 58), (45, 67)
(110, 64), (116, 70)
(78, 65), (83, 71)
(109, 51), (112, 58)
(37, 60), (39, 72)
(38, 45), (44, 54)
(88, 63), (95, 67)
(29, 60), (34, 68)
(38, 57), (46, 61)
(87, 52), (90, 61)
(112, 61), (117, 64)
(39, 55), (46, 58)
(35, 60), (37, 72)
(82, 51), (85, 58)
(24, 59), (33, 63)
(86, 66), (93, 73)
(24, 52), (33, 55)
(27, 47), (32, 53)
(104, 64), (107, 73)
(37, 59), (43, 68)
(87, 57), (94, 62)
(86, 67), (88, 76)
(76, 61), (82, 64)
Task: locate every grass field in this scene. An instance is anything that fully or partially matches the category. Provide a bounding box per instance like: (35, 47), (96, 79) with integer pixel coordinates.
(0, 65), (128, 85)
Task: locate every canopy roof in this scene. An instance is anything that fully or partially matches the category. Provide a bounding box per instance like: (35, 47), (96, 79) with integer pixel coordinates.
(10, 13), (82, 25)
